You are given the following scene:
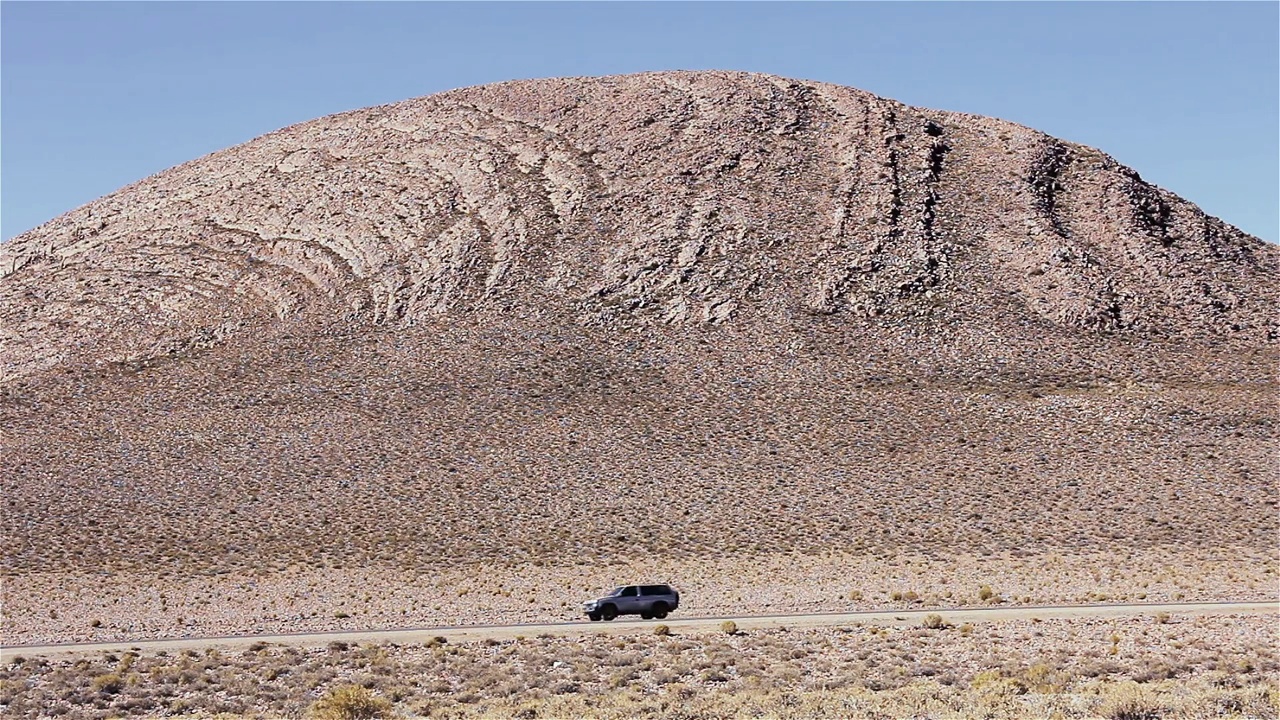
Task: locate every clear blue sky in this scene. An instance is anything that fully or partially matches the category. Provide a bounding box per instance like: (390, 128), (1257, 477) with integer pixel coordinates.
(3, 2), (1277, 242)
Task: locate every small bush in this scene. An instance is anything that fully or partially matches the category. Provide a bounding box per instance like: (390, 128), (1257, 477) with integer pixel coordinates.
(971, 669), (1026, 696)
(719, 621), (738, 636)
(1097, 682), (1167, 720)
(1023, 662), (1068, 692)
(978, 586), (995, 601)
(1154, 612), (1171, 625)
(653, 624), (671, 636)
(308, 684), (393, 720)
(91, 673), (123, 694)
(922, 613), (946, 629)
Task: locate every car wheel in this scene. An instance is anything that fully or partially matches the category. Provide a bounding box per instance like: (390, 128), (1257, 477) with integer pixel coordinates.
(588, 612), (601, 621)
(640, 612), (653, 620)
(600, 604), (618, 621)
(651, 603), (669, 619)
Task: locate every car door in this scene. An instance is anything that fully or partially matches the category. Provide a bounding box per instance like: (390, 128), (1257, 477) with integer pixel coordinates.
(617, 586), (640, 613)
(639, 585), (661, 610)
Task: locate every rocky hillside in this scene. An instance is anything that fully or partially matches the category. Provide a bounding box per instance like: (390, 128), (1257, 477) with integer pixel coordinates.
(1, 72), (1275, 582)
(2, 71), (1275, 382)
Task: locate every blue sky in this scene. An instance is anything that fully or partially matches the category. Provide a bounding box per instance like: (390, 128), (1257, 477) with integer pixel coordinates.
(3, 2), (1277, 242)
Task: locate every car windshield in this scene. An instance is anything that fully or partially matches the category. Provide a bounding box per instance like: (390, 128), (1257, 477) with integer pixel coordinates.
(608, 587), (626, 597)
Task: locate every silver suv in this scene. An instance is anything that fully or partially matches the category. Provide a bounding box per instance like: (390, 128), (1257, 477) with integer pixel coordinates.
(583, 584), (680, 621)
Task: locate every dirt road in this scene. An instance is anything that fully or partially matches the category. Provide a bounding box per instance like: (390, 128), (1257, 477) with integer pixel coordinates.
(3, 601), (1273, 658)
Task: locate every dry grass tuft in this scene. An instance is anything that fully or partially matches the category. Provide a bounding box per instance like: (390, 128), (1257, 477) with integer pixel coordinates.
(306, 684), (392, 720)
(922, 613), (947, 629)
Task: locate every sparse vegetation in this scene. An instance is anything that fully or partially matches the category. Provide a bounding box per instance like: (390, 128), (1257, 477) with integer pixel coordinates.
(2, 614), (1274, 719)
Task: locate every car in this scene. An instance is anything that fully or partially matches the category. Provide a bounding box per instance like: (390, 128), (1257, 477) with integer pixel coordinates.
(583, 584), (680, 621)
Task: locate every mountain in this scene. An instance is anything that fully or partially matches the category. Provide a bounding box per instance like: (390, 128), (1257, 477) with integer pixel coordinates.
(1, 71), (1274, 591)
(3, 71), (1275, 381)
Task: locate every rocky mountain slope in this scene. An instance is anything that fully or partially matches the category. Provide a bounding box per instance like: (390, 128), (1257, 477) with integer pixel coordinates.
(2, 71), (1275, 381)
(1, 72), (1275, 597)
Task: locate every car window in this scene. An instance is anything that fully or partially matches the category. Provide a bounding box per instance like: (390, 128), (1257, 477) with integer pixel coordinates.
(609, 587), (625, 597)
(641, 585), (668, 595)
(619, 586), (638, 597)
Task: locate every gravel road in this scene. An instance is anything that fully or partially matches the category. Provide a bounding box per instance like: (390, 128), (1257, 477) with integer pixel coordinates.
(3, 601), (1273, 658)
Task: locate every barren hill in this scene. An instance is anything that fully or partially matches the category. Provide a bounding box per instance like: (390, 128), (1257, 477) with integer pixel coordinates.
(3, 71), (1276, 378)
(1, 72), (1276, 643)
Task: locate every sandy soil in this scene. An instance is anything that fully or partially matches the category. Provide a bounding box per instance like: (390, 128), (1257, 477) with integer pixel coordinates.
(4, 601), (1273, 657)
(4, 546), (1274, 646)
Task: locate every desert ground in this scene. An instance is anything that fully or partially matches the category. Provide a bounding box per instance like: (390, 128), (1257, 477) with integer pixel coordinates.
(2, 610), (1276, 719)
(3, 546), (1276, 647)
(3, 323), (1275, 647)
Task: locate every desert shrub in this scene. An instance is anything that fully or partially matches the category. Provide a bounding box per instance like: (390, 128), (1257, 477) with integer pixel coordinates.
(91, 672), (124, 694)
(650, 667), (684, 685)
(1096, 682), (1167, 720)
(720, 621), (738, 636)
(701, 666), (730, 683)
(1154, 612), (1171, 625)
(653, 624), (671, 636)
(307, 684), (393, 720)
(922, 613), (946, 629)
(970, 669), (1026, 696)
(848, 590), (863, 601)
(1207, 684), (1278, 718)
(1022, 662), (1069, 692)
(978, 586), (995, 601)
(1133, 662), (1178, 683)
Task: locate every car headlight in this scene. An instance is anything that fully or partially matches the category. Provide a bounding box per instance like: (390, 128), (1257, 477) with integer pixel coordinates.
(584, 601), (597, 610)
